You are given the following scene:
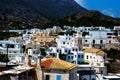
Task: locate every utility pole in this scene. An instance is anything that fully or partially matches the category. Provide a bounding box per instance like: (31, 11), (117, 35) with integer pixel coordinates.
(6, 44), (9, 67)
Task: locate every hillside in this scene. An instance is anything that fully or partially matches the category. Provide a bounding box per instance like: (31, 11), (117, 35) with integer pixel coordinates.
(0, 0), (86, 29)
(44, 10), (120, 28)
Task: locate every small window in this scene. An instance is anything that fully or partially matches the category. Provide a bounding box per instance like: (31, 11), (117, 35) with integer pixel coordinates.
(87, 55), (89, 59)
(81, 55), (84, 58)
(57, 49), (59, 52)
(63, 42), (65, 44)
(45, 75), (50, 80)
(75, 55), (76, 58)
(93, 40), (95, 44)
(68, 56), (70, 59)
(65, 50), (67, 53)
(68, 50), (71, 54)
(100, 40), (103, 44)
(73, 48), (74, 51)
(101, 70), (103, 74)
(78, 55), (80, 58)
(0, 44), (2, 47)
(90, 56), (92, 59)
(85, 40), (87, 42)
(71, 56), (73, 59)
(76, 48), (77, 51)
(109, 40), (111, 43)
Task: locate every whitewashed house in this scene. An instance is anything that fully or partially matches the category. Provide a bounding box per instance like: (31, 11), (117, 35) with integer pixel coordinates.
(83, 48), (107, 74)
(82, 30), (107, 49)
(0, 40), (24, 63)
(113, 26), (120, 36)
(82, 30), (119, 50)
(46, 34), (84, 64)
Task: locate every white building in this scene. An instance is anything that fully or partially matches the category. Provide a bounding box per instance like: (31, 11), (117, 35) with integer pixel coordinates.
(0, 40), (24, 64)
(46, 33), (107, 80)
(82, 30), (119, 50)
(83, 48), (107, 74)
(113, 26), (120, 36)
(0, 41), (22, 54)
(46, 34), (106, 65)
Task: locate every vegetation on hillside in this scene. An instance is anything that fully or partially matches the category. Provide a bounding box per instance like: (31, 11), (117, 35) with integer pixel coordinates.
(42, 10), (120, 29)
(0, 52), (9, 62)
(0, 32), (20, 40)
(104, 48), (120, 60)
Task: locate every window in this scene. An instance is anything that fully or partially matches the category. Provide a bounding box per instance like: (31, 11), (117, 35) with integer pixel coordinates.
(75, 55), (76, 58)
(92, 44), (95, 47)
(109, 40), (111, 43)
(73, 48), (74, 51)
(85, 40), (87, 42)
(56, 75), (61, 80)
(76, 48), (77, 51)
(68, 50), (71, 54)
(68, 56), (70, 59)
(81, 55), (84, 58)
(0, 44), (2, 47)
(90, 56), (92, 59)
(65, 50), (67, 53)
(78, 55), (80, 58)
(45, 75), (50, 80)
(87, 55), (89, 59)
(93, 40), (95, 44)
(71, 56), (73, 59)
(100, 40), (103, 44)
(63, 42), (65, 44)
(57, 49), (59, 52)
(101, 70), (103, 74)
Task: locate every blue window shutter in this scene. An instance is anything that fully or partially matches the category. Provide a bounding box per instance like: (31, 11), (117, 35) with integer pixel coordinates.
(56, 75), (61, 80)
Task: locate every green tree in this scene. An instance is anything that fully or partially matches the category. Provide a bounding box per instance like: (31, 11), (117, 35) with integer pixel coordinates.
(0, 52), (9, 62)
(82, 31), (89, 37)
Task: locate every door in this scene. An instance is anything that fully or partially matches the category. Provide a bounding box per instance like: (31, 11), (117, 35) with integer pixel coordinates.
(56, 75), (61, 80)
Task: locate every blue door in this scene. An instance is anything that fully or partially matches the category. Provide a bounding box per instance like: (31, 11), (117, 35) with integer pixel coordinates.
(56, 75), (61, 80)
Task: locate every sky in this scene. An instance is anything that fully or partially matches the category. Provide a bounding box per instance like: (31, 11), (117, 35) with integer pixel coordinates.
(75, 0), (120, 18)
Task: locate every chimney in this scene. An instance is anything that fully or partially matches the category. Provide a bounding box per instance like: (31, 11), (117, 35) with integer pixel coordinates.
(36, 55), (41, 68)
(23, 54), (31, 67)
(36, 49), (41, 68)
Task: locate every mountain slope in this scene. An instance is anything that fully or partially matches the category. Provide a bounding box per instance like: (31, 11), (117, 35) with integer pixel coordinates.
(0, 0), (86, 29)
(45, 10), (120, 28)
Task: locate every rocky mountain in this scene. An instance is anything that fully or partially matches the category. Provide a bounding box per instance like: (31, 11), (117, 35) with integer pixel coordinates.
(0, 0), (86, 29)
(45, 10), (120, 28)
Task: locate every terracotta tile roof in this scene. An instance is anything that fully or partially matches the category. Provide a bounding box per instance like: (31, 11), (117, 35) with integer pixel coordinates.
(9, 37), (22, 40)
(41, 58), (77, 70)
(83, 48), (106, 55)
(32, 58), (77, 70)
